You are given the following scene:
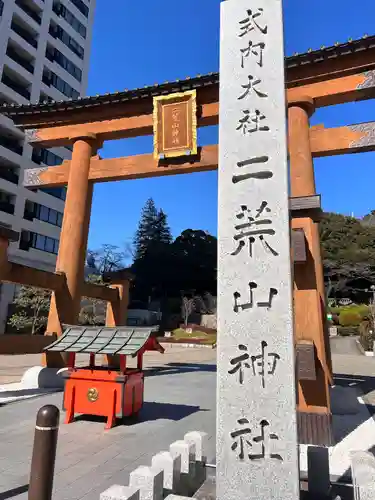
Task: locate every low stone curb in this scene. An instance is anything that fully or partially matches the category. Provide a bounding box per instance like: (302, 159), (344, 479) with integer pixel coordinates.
(355, 339), (374, 357)
(160, 343), (216, 350)
(100, 431), (208, 500)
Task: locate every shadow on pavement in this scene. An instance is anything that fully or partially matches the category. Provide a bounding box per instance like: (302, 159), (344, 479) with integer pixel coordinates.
(0, 388), (62, 398)
(0, 484), (28, 500)
(74, 400), (208, 427)
(330, 374), (375, 448)
(334, 373), (375, 414)
(145, 362), (217, 378)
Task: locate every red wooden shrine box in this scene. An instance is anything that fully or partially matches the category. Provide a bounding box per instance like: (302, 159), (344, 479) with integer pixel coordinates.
(45, 326), (164, 429)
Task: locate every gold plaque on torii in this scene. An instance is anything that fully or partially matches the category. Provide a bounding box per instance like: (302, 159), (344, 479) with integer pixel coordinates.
(153, 90), (197, 159)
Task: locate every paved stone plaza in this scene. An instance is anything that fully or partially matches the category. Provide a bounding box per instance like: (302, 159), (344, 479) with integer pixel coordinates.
(0, 341), (375, 500)
(0, 349), (216, 500)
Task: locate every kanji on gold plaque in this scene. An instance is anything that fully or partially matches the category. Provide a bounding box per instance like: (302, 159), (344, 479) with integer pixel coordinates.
(153, 90), (197, 159)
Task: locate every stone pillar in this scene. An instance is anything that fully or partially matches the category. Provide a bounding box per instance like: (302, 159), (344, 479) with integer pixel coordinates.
(288, 98), (333, 445)
(217, 2), (299, 500)
(44, 134), (99, 368)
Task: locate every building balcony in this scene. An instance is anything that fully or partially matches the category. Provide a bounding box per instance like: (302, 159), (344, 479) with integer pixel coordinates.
(6, 46), (35, 75)
(15, 0), (42, 25)
(11, 19), (38, 49)
(1, 73), (31, 101)
(69, 0), (89, 18)
(0, 201), (15, 215)
(0, 168), (20, 185)
(0, 134), (23, 156)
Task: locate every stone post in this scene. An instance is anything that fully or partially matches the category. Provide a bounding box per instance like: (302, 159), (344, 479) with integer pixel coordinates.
(44, 133), (99, 368)
(288, 97), (333, 444)
(217, 2), (299, 500)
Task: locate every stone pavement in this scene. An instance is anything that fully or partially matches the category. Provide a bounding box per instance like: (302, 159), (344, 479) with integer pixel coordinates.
(0, 341), (375, 500)
(0, 357), (216, 500)
(0, 345), (216, 384)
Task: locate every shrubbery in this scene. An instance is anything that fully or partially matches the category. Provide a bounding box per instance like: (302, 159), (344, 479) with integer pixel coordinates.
(359, 318), (375, 351)
(328, 304), (370, 327)
(337, 326), (359, 336)
(339, 310), (362, 327)
(327, 304), (372, 337)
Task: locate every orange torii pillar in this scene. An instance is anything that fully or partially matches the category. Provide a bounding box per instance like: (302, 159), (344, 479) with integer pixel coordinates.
(105, 269), (134, 367)
(44, 133), (101, 368)
(288, 96), (333, 445)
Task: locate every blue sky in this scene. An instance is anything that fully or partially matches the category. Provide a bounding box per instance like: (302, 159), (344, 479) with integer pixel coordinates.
(86, 0), (375, 255)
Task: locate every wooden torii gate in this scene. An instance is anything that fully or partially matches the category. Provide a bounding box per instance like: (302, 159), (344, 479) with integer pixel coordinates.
(0, 225), (133, 365)
(3, 35), (375, 445)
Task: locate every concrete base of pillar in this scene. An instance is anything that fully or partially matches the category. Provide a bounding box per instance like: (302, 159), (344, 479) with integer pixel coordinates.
(21, 365), (68, 390)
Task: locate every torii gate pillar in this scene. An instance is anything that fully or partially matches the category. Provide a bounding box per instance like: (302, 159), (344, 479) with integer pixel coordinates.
(44, 134), (100, 368)
(289, 96), (333, 445)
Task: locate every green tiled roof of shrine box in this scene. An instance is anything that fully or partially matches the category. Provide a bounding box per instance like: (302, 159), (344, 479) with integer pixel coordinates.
(1, 34), (374, 119)
(44, 325), (158, 355)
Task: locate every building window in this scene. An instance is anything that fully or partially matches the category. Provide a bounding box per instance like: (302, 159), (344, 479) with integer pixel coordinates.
(52, 2), (87, 38)
(46, 45), (82, 82)
(32, 148), (64, 166)
(42, 68), (80, 99)
(24, 200), (63, 227)
(49, 23), (84, 59)
(45, 237), (55, 253)
(20, 230), (59, 254)
(0, 0), (4, 17)
(39, 187), (67, 201)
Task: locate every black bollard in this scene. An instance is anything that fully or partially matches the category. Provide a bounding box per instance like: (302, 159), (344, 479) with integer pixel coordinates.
(28, 405), (60, 500)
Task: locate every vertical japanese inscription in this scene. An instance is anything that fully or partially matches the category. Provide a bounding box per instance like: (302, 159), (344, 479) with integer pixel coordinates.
(217, 1), (299, 500)
(171, 107), (181, 146)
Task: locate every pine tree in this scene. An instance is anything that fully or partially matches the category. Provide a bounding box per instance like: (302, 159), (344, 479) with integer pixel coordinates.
(133, 198), (159, 260)
(154, 209), (172, 246)
(132, 199), (173, 302)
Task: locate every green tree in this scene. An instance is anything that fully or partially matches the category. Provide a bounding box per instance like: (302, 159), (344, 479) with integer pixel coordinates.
(8, 275), (113, 333)
(133, 198), (159, 260)
(8, 286), (51, 334)
(133, 199), (172, 261)
(171, 229), (217, 296)
(320, 212), (375, 301)
(154, 209), (172, 247)
(131, 199), (173, 302)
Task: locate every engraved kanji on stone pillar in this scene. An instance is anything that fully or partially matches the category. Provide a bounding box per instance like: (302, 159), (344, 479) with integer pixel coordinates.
(217, 1), (300, 500)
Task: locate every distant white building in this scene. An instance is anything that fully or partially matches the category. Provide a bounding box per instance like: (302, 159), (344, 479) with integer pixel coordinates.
(0, 0), (96, 332)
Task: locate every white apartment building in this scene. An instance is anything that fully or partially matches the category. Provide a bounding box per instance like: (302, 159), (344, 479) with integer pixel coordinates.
(0, 0), (96, 332)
